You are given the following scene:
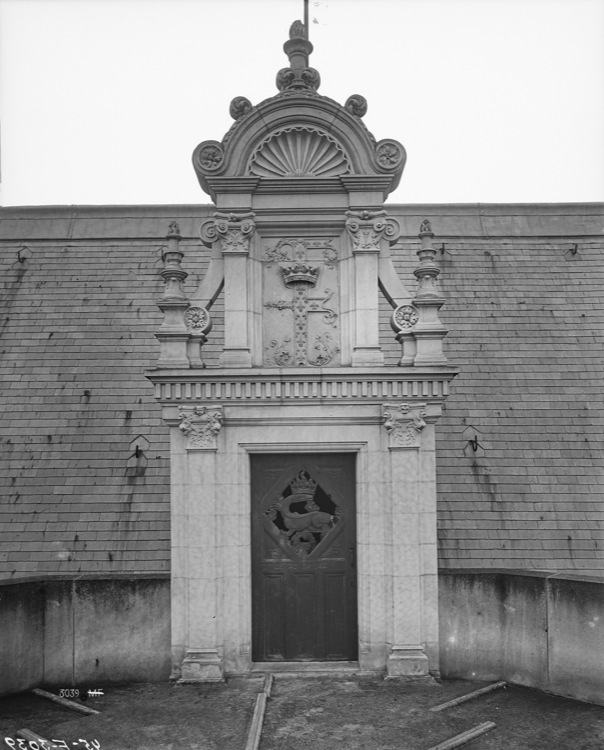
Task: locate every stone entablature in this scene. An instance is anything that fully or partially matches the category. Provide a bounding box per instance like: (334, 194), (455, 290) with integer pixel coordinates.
(151, 368), (456, 404)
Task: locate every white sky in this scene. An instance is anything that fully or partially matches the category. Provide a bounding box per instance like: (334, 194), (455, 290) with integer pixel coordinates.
(1, 0), (603, 207)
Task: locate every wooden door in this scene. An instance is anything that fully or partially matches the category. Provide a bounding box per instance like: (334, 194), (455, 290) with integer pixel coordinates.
(251, 453), (357, 662)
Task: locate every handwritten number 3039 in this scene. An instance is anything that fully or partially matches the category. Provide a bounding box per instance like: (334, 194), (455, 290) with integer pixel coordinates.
(5, 739), (101, 749)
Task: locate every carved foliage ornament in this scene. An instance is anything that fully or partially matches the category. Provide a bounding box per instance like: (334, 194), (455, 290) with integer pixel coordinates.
(179, 406), (223, 450)
(345, 210), (401, 251)
(199, 212), (256, 253)
(383, 403), (427, 449)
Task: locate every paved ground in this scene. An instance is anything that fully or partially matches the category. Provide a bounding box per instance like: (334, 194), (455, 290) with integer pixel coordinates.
(1, 676), (604, 750)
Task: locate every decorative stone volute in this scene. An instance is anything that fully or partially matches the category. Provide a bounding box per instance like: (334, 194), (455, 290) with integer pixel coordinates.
(345, 210), (400, 252)
(199, 212), (256, 254)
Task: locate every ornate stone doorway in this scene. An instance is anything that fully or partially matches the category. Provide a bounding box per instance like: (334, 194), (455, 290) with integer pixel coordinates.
(251, 453), (357, 662)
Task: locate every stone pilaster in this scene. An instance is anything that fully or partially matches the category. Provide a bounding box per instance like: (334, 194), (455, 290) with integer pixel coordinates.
(345, 210), (400, 367)
(200, 212), (255, 367)
(177, 406), (224, 682)
(383, 402), (432, 677)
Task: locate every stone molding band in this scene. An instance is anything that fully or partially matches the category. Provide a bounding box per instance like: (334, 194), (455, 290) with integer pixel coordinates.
(152, 372), (455, 403)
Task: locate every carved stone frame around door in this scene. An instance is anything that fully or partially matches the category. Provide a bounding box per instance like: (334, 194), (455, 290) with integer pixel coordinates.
(157, 379), (447, 683)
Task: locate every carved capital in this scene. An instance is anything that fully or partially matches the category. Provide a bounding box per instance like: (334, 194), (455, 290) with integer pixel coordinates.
(345, 210), (400, 251)
(383, 403), (427, 449)
(199, 211), (256, 254)
(178, 406), (223, 450)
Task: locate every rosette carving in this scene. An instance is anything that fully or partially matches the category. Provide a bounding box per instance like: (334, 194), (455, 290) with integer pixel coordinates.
(375, 139), (406, 171)
(391, 304), (419, 332)
(184, 306), (212, 335)
(193, 140), (224, 173)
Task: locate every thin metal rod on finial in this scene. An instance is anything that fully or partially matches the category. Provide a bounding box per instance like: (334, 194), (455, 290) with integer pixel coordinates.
(304, 0), (309, 40)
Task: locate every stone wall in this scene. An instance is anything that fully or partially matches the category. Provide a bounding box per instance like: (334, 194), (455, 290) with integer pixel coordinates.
(0, 574), (170, 697)
(439, 569), (604, 706)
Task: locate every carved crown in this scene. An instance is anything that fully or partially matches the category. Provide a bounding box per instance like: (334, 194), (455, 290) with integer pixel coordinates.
(290, 470), (317, 497)
(280, 262), (320, 287)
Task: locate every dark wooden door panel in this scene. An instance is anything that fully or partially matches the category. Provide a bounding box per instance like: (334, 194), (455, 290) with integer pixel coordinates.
(251, 453), (357, 662)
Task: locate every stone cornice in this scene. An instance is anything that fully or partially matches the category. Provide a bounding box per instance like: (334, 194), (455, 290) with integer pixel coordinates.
(146, 366), (458, 405)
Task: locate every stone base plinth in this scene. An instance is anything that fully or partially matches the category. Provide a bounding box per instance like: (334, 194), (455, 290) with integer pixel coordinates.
(386, 648), (430, 678)
(179, 649), (224, 683)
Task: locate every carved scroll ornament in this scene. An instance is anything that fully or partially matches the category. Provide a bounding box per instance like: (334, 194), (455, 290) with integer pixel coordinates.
(345, 210), (400, 251)
(199, 212), (256, 254)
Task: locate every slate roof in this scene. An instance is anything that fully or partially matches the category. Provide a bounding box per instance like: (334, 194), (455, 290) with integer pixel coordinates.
(1, 203), (602, 578)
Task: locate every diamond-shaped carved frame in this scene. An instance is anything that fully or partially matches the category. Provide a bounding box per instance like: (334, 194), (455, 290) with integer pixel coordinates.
(261, 465), (346, 562)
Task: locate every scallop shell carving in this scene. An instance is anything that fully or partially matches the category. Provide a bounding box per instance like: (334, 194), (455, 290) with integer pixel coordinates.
(248, 127), (351, 178)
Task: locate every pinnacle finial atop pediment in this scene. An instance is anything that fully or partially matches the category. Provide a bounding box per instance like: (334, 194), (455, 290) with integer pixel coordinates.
(289, 19), (306, 40)
(277, 20), (319, 92)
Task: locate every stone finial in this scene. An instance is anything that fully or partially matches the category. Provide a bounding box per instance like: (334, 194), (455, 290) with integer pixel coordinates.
(277, 19), (319, 92)
(411, 220), (449, 366)
(419, 219), (433, 236)
(161, 223), (187, 301)
(414, 220), (442, 300)
(289, 19), (306, 39)
(155, 222), (191, 369)
(167, 221), (181, 238)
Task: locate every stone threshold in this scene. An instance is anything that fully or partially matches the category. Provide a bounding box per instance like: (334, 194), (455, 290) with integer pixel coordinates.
(245, 661), (382, 678)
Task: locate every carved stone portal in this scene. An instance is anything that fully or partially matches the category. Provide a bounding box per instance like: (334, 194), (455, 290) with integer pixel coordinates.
(263, 238), (340, 367)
